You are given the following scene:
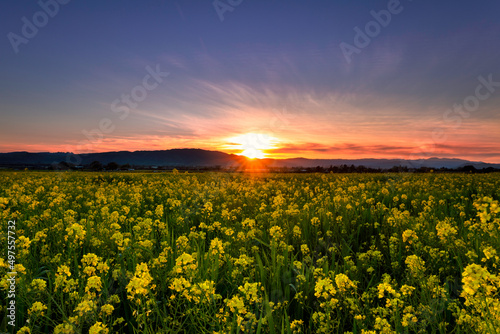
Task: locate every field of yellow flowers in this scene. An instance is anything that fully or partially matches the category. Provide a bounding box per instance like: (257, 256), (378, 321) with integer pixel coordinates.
(1, 171), (500, 333)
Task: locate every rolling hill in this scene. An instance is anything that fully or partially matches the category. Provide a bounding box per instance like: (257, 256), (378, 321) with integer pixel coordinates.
(0, 149), (499, 170)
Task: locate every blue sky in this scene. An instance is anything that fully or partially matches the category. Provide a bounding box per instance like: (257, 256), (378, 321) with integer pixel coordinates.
(1, 0), (499, 162)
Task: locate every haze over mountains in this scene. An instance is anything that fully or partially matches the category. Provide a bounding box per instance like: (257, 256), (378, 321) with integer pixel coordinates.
(1, 149), (499, 170)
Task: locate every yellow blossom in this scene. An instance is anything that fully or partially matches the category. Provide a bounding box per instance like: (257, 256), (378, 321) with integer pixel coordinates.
(28, 302), (47, 316)
(89, 322), (109, 334)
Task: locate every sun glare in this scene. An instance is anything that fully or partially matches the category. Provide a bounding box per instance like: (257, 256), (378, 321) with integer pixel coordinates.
(241, 148), (265, 159)
(227, 133), (277, 159)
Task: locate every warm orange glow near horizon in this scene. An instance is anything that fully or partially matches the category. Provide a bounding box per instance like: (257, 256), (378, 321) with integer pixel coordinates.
(2, 133), (500, 164)
(224, 133), (279, 159)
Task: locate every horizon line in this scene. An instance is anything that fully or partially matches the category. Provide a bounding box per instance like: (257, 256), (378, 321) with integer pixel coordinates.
(0, 148), (498, 164)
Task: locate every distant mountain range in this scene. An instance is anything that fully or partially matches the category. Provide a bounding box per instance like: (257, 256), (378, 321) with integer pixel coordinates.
(1, 149), (499, 170)
(265, 157), (500, 170)
(0, 149), (239, 168)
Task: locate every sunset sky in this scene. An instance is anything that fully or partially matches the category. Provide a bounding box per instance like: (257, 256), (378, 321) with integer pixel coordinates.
(1, 1), (499, 162)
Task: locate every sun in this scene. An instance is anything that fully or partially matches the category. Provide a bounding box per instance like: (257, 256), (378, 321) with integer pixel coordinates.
(241, 147), (265, 159)
(226, 133), (277, 159)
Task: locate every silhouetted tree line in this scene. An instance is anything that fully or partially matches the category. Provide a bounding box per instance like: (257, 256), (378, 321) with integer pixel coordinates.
(266, 164), (500, 174)
(48, 161), (126, 171)
(288, 164), (499, 174)
(5, 162), (499, 173)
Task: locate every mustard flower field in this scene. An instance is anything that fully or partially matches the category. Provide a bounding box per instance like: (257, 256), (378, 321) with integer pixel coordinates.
(1, 171), (500, 333)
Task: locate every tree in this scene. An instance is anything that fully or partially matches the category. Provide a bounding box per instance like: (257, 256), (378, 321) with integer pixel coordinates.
(106, 162), (119, 171)
(57, 161), (74, 170)
(89, 161), (103, 171)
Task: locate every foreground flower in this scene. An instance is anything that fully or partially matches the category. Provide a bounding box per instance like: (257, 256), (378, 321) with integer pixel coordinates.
(28, 301), (47, 316)
(89, 322), (109, 334)
(126, 263), (155, 302)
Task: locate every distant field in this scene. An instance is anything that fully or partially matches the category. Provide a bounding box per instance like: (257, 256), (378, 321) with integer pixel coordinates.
(1, 171), (499, 333)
